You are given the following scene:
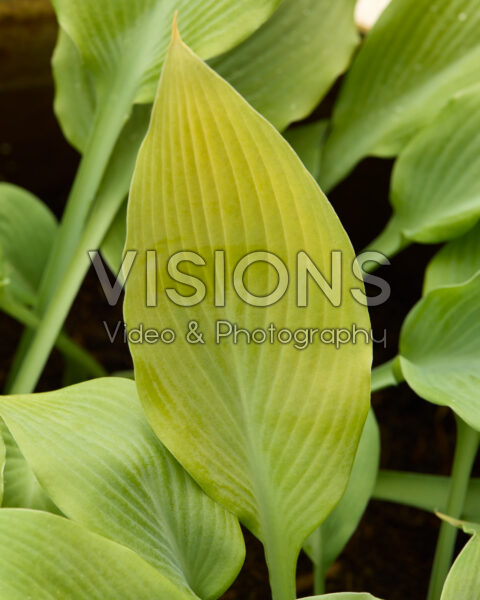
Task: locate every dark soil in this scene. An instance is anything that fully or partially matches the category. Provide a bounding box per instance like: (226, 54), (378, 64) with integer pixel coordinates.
(0, 12), (474, 600)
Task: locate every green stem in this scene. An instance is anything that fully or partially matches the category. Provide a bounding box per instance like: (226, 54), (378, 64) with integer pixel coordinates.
(373, 471), (480, 521)
(362, 216), (411, 273)
(1, 296), (106, 380)
(427, 417), (480, 600)
(371, 357), (404, 393)
(7, 95), (129, 394)
(312, 528), (326, 595)
(36, 99), (127, 311)
(264, 540), (297, 600)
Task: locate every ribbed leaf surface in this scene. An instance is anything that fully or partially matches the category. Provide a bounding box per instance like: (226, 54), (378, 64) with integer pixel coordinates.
(0, 378), (244, 600)
(391, 87), (480, 244)
(321, 0), (480, 191)
(124, 33), (371, 595)
(212, 0), (359, 131)
(0, 509), (196, 600)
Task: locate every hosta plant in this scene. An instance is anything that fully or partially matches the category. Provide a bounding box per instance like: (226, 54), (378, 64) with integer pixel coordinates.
(1, 0), (480, 599)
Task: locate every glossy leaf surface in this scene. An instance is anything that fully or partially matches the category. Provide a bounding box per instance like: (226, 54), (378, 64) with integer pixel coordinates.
(124, 33), (372, 595)
(0, 378), (244, 600)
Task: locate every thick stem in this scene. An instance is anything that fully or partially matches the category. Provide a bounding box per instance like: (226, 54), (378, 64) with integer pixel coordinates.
(427, 417), (480, 600)
(7, 90), (129, 394)
(1, 296), (106, 380)
(264, 539), (297, 600)
(36, 99), (127, 311)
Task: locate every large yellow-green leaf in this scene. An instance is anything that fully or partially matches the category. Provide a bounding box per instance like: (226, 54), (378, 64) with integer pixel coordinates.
(321, 0), (480, 191)
(305, 410), (380, 572)
(390, 86), (480, 245)
(399, 274), (480, 431)
(0, 509), (196, 600)
(441, 533), (480, 599)
(124, 32), (371, 598)
(0, 184), (57, 305)
(424, 222), (480, 295)
(211, 0), (359, 131)
(0, 378), (244, 600)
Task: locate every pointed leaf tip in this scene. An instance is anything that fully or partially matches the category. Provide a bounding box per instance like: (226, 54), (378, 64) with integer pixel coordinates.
(171, 11), (182, 45)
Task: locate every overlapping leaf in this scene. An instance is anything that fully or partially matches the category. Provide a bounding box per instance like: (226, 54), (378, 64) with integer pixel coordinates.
(284, 122), (328, 180)
(51, 0), (281, 151)
(399, 274), (480, 431)
(0, 510), (195, 600)
(390, 86), (480, 244)
(321, 0), (480, 191)
(0, 184), (56, 305)
(305, 410), (380, 571)
(124, 32), (371, 596)
(211, 0), (359, 131)
(0, 378), (244, 600)
(424, 222), (480, 294)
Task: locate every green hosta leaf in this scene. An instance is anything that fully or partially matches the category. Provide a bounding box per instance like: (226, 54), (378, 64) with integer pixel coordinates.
(391, 86), (480, 244)
(284, 121), (328, 180)
(211, 0), (359, 131)
(424, 222), (480, 295)
(305, 410), (380, 571)
(0, 184), (57, 305)
(441, 534), (480, 599)
(0, 509), (196, 600)
(0, 421), (57, 512)
(321, 0), (480, 191)
(124, 33), (372, 596)
(399, 274), (480, 431)
(0, 378), (244, 600)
